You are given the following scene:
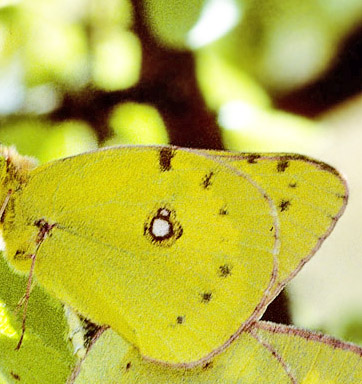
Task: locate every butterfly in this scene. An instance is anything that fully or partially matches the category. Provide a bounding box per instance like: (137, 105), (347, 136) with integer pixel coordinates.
(0, 145), (347, 366)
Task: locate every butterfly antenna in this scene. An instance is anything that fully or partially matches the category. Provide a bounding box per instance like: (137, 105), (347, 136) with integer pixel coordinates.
(15, 282), (35, 314)
(15, 252), (37, 350)
(15, 220), (56, 350)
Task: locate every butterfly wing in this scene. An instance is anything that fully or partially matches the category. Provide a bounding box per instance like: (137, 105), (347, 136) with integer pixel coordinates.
(254, 321), (362, 384)
(74, 328), (293, 384)
(73, 322), (362, 384)
(209, 151), (348, 294)
(3, 146), (279, 366)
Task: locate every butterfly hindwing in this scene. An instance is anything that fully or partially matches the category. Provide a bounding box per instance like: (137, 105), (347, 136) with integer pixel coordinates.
(74, 327), (293, 384)
(254, 321), (362, 384)
(73, 322), (362, 384)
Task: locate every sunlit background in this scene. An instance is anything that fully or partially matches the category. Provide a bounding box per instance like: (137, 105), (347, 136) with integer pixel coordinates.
(0, 0), (361, 345)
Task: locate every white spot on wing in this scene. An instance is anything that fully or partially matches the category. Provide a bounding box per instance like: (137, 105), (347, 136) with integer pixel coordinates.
(159, 209), (170, 217)
(152, 218), (171, 237)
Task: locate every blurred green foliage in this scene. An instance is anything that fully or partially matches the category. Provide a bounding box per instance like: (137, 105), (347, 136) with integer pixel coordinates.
(0, 257), (75, 383)
(211, 0), (362, 92)
(0, 0), (360, 157)
(0, 119), (97, 162)
(144, 0), (205, 48)
(339, 316), (362, 345)
(106, 102), (168, 145)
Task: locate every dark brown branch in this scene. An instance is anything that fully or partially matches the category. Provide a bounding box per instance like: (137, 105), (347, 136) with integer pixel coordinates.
(275, 24), (362, 117)
(51, 0), (222, 149)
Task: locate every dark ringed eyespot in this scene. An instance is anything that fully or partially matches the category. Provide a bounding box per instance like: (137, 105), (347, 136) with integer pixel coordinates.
(144, 205), (183, 247)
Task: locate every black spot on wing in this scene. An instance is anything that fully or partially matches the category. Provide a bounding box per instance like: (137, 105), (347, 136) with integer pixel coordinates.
(202, 172), (214, 189)
(269, 226), (277, 240)
(247, 154), (261, 164)
(279, 199), (291, 212)
(277, 159), (289, 172)
(219, 206), (228, 215)
(201, 292), (212, 303)
(202, 361), (213, 370)
(126, 362), (132, 371)
(328, 215), (338, 222)
(10, 372), (20, 381)
(176, 316), (185, 324)
(218, 264), (232, 277)
(79, 317), (103, 349)
(288, 182), (297, 188)
(290, 154), (340, 177)
(159, 147), (175, 172)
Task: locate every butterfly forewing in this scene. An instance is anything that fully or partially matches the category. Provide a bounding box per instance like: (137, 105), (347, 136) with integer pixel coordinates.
(209, 151), (348, 293)
(4, 146), (278, 365)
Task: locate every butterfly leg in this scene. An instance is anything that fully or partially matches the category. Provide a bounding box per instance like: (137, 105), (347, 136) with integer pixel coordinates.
(15, 281), (35, 311)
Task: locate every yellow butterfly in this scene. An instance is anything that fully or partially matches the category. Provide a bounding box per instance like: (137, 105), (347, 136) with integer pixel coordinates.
(73, 321), (362, 384)
(0, 145), (347, 366)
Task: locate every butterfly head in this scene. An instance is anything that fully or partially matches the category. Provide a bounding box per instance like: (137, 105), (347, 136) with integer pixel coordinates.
(0, 146), (37, 218)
